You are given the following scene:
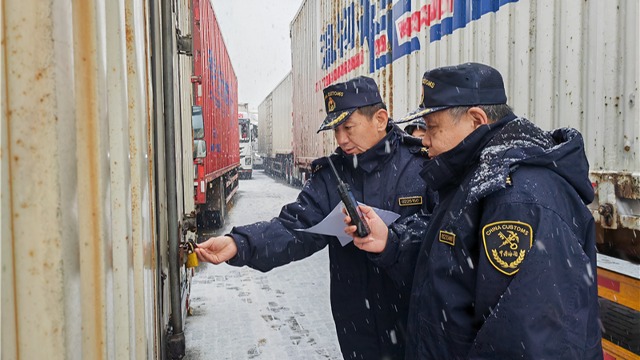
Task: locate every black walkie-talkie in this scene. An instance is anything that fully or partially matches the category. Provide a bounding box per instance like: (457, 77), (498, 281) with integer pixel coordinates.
(327, 157), (370, 238)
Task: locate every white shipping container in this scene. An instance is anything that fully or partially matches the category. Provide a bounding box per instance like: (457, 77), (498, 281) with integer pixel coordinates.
(178, 0), (196, 216)
(291, 0), (400, 175)
(291, 0), (329, 173)
(2, 0), (197, 358)
(291, 0), (638, 230)
(258, 72), (296, 183)
(258, 94), (274, 157)
(271, 72), (294, 156)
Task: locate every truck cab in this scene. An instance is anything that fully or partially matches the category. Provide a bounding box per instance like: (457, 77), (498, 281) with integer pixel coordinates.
(238, 117), (254, 179)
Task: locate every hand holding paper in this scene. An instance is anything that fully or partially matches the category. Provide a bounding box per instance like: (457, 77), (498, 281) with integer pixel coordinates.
(296, 202), (399, 246)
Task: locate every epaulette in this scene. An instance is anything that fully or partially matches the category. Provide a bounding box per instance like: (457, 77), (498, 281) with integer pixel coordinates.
(408, 145), (429, 157)
(311, 153), (340, 174)
(311, 156), (329, 174)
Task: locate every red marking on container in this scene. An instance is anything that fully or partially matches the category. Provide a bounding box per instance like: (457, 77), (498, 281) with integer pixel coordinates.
(597, 275), (620, 292)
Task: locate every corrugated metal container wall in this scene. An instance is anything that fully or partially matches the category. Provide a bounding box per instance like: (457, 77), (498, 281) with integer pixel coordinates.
(178, 0), (195, 215)
(148, 0), (171, 354)
(291, 0), (327, 168)
(291, 0), (397, 169)
(393, 0), (638, 174)
(150, 0), (173, 352)
(258, 94), (274, 156)
(291, 0), (638, 229)
(403, 0), (639, 231)
(2, 0), (197, 358)
(194, 0), (240, 178)
(271, 72), (294, 155)
(176, 0), (197, 334)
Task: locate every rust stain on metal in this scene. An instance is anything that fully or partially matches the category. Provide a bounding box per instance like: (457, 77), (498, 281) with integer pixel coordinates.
(612, 173), (640, 200)
(34, 68), (46, 81)
(125, 9), (134, 53)
(75, 0), (106, 356)
(6, 67), (22, 360)
(591, 173), (640, 234)
(141, 0), (160, 312)
(593, 172), (640, 200)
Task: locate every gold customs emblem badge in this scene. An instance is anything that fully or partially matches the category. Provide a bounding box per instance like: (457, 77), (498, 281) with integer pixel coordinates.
(482, 221), (533, 276)
(327, 97), (336, 112)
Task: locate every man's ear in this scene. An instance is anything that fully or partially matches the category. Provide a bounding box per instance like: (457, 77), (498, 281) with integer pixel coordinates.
(467, 107), (489, 128)
(374, 108), (389, 130)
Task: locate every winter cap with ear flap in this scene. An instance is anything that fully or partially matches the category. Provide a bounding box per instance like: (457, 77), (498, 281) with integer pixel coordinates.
(397, 62), (507, 123)
(317, 76), (383, 132)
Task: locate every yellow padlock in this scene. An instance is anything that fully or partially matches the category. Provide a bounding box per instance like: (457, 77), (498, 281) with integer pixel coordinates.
(186, 242), (199, 268)
(186, 251), (199, 268)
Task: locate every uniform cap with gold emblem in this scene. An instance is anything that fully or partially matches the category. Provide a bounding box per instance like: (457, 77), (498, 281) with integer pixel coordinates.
(397, 62), (508, 124)
(317, 76), (383, 133)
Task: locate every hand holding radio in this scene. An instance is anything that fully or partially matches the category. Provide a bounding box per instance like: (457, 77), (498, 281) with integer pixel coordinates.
(327, 157), (370, 237)
(342, 204), (389, 253)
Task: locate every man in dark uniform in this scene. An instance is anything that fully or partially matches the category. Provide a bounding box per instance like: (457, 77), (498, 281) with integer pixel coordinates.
(195, 76), (433, 359)
(346, 63), (603, 359)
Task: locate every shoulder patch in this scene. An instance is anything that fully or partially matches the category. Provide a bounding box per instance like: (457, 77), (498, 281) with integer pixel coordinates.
(482, 221), (533, 276)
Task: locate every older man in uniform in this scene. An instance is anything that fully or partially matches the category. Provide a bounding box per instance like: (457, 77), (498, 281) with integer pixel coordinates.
(346, 63), (603, 359)
(196, 76), (434, 360)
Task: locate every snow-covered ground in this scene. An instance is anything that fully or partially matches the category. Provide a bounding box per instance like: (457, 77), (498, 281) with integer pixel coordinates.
(185, 170), (342, 359)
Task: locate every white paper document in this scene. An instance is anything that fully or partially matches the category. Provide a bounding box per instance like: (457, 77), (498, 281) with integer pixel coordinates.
(295, 202), (400, 246)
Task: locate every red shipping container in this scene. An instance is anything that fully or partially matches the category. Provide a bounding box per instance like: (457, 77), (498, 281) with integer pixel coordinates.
(192, 0), (239, 227)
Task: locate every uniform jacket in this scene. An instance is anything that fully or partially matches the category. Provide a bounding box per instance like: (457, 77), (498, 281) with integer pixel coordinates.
(228, 123), (434, 360)
(392, 115), (602, 359)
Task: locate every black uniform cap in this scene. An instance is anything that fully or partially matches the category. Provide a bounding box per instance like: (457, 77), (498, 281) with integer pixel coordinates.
(317, 76), (383, 132)
(397, 62), (507, 123)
